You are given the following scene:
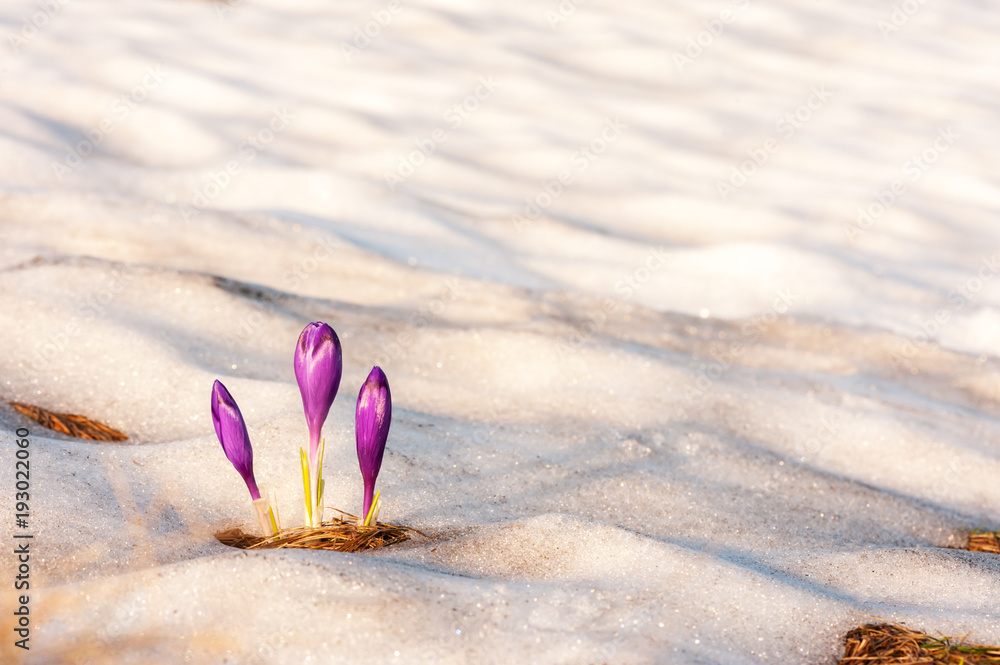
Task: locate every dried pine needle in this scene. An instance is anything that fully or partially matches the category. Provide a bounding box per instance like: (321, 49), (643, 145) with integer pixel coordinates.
(10, 401), (128, 441)
(839, 623), (1000, 665)
(966, 530), (1000, 554)
(217, 513), (422, 553)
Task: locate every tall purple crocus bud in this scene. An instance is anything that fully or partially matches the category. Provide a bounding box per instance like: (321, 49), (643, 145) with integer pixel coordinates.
(356, 366), (391, 522)
(211, 380), (261, 500)
(294, 322), (343, 464)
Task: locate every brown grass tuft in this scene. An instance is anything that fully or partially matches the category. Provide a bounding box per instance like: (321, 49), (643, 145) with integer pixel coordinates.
(216, 513), (422, 553)
(838, 623), (1000, 664)
(9, 401), (127, 441)
(967, 530), (1000, 554)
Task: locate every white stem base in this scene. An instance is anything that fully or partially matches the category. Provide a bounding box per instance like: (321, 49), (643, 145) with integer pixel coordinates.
(252, 490), (278, 537)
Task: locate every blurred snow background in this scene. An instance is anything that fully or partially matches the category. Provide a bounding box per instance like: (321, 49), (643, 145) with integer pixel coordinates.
(0, 0), (999, 663)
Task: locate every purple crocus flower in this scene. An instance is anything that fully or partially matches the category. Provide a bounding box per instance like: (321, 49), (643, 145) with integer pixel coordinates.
(211, 380), (260, 500)
(356, 366), (391, 522)
(294, 322), (343, 464)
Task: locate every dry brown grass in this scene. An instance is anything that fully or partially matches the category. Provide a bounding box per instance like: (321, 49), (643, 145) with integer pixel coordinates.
(9, 401), (127, 441)
(966, 530), (1000, 554)
(216, 513), (422, 553)
(839, 623), (1000, 664)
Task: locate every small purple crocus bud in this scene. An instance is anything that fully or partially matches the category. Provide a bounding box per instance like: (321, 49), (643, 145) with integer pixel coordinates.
(294, 322), (343, 464)
(211, 380), (260, 500)
(356, 366), (391, 521)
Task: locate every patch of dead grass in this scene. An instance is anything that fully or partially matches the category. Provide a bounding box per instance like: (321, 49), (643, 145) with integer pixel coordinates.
(216, 513), (422, 553)
(839, 623), (1000, 665)
(966, 530), (1000, 554)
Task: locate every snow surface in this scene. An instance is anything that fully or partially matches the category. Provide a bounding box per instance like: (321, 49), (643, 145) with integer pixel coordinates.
(1, 0), (999, 663)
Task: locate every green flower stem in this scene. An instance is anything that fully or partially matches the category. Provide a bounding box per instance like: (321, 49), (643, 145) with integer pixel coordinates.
(301, 440), (326, 528)
(362, 490), (381, 527)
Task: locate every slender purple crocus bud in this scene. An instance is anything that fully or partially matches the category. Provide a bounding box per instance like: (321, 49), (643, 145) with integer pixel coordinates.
(356, 366), (391, 521)
(211, 380), (260, 500)
(294, 322), (343, 463)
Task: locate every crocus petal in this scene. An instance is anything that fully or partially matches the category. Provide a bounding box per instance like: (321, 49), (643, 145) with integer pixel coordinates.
(356, 366), (391, 520)
(211, 380), (260, 500)
(294, 322), (343, 460)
